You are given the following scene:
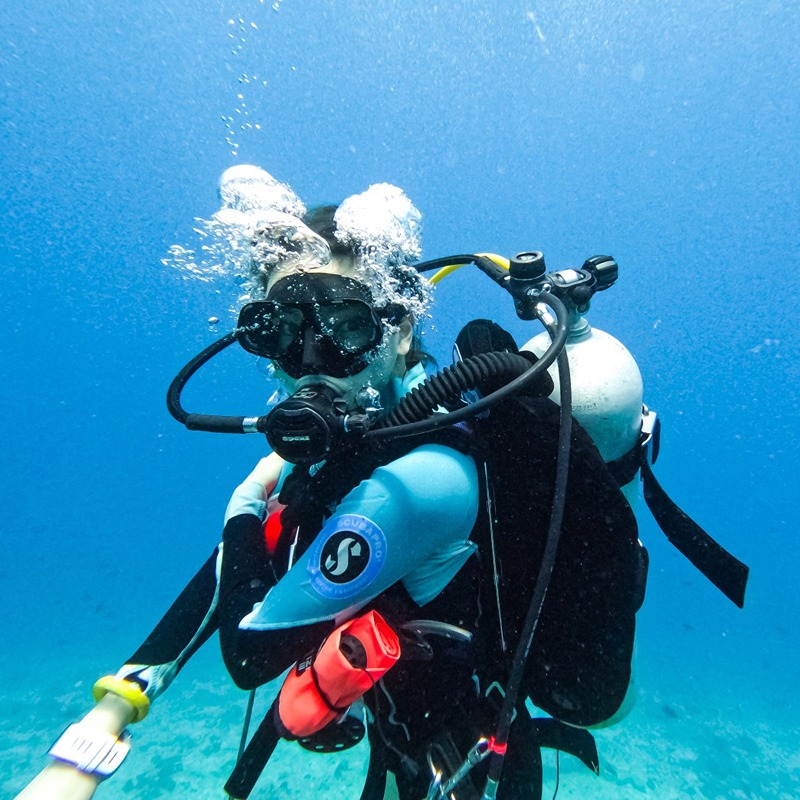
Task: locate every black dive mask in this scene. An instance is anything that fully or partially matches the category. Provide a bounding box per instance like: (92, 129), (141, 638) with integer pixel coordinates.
(237, 273), (403, 379)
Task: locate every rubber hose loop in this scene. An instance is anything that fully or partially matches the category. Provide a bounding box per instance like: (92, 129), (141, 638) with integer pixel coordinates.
(378, 352), (531, 428)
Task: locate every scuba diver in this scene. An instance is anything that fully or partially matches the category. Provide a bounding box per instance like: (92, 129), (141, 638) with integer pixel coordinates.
(16, 167), (748, 800)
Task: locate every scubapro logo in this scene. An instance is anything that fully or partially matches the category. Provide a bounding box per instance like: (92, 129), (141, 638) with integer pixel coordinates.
(308, 515), (387, 600)
(319, 532), (370, 584)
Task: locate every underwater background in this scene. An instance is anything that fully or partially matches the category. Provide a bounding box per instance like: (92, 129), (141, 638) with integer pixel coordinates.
(2, 1), (798, 797)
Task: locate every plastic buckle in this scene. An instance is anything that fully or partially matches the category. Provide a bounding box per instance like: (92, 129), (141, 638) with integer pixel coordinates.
(48, 723), (131, 779)
(640, 406), (661, 467)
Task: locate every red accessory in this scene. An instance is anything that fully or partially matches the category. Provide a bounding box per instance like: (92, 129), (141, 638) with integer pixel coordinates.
(276, 610), (401, 738)
(263, 509), (284, 554)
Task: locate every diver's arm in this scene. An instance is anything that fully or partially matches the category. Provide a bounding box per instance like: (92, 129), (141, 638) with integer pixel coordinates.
(15, 694), (135, 800)
(16, 454), (286, 797)
(246, 444), (479, 627)
(218, 444), (479, 686)
(218, 504), (334, 687)
(218, 452), (328, 687)
(90, 456), (285, 696)
(112, 545), (222, 702)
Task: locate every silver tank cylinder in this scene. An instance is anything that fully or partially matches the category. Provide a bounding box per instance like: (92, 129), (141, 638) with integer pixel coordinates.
(522, 314), (643, 506)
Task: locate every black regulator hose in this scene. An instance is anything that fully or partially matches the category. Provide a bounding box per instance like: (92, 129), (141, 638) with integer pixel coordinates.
(166, 331), (259, 433)
(481, 337), (574, 800)
(381, 351), (534, 426)
(364, 291), (568, 441)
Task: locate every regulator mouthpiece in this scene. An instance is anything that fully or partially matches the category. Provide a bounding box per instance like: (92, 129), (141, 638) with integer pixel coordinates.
(264, 384), (352, 464)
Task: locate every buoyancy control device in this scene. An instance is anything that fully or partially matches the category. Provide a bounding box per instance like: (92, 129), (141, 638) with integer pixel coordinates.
(410, 251), (747, 609)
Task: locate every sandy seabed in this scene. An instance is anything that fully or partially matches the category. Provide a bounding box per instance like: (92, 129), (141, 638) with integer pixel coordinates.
(4, 646), (798, 800)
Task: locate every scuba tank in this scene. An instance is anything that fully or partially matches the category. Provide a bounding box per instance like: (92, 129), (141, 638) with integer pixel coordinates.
(522, 310), (644, 507)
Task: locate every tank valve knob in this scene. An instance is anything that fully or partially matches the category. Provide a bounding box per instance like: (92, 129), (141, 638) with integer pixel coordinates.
(582, 255), (618, 291)
(509, 251), (547, 282)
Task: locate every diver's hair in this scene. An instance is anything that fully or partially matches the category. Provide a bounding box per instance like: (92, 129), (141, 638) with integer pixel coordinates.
(302, 204), (435, 370)
(302, 205), (352, 258)
(407, 335), (437, 370)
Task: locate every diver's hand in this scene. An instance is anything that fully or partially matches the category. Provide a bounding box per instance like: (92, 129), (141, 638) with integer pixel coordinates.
(224, 452), (286, 524)
(15, 694), (136, 800)
(244, 451), (285, 491)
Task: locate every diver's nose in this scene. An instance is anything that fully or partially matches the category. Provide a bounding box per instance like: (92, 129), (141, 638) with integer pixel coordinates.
(300, 325), (328, 374)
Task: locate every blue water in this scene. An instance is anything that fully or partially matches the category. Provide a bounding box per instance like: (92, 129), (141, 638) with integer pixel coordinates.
(2, 1), (798, 797)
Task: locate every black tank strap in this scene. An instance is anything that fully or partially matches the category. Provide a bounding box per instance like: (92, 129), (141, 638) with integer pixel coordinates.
(606, 440), (643, 487)
(608, 418), (749, 608)
(641, 461), (749, 608)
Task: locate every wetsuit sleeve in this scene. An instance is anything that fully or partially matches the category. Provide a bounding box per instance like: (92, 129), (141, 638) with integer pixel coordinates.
(238, 444), (480, 631)
(217, 510), (337, 688)
(110, 547), (222, 703)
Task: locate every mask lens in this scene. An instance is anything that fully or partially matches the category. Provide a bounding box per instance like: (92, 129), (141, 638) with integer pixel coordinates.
(238, 302), (305, 357)
(317, 301), (382, 354)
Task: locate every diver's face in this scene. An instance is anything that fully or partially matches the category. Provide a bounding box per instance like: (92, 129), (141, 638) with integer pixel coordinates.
(264, 258), (413, 409)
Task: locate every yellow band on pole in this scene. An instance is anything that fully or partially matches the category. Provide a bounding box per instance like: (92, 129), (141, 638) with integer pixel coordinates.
(92, 676), (151, 723)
